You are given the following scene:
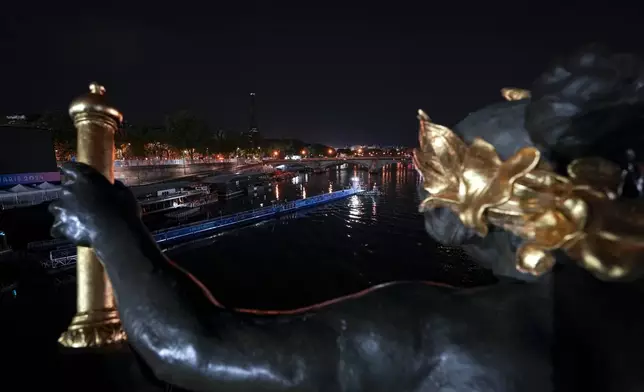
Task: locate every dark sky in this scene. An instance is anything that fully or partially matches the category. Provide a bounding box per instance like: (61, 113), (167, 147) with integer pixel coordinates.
(1, 2), (643, 147)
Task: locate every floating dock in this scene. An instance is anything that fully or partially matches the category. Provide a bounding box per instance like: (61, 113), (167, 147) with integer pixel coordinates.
(44, 187), (364, 266)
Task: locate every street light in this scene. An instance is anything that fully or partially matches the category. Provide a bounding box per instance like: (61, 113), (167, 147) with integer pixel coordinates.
(301, 149), (306, 155)
(328, 148), (334, 155)
(273, 150), (279, 157)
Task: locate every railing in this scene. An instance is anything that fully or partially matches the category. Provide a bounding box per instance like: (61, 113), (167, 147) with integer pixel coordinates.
(57, 158), (266, 167)
(114, 158), (238, 167)
(264, 156), (408, 162)
(45, 187), (362, 265)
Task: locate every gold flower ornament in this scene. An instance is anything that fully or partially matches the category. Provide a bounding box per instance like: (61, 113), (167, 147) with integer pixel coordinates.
(413, 110), (644, 280)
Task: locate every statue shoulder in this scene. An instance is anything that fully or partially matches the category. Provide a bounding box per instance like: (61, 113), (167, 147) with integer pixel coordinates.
(453, 100), (534, 161)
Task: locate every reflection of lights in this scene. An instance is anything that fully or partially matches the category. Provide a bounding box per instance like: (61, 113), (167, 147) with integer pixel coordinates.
(302, 185), (307, 199)
(348, 195), (363, 219)
(351, 176), (359, 182)
(291, 176), (300, 184)
(275, 183), (280, 200)
(328, 182), (333, 193)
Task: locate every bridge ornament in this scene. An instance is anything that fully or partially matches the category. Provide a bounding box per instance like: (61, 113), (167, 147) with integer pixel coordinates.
(413, 109), (644, 280)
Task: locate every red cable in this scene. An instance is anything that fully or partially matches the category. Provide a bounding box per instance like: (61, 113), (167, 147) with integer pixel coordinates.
(166, 258), (456, 316)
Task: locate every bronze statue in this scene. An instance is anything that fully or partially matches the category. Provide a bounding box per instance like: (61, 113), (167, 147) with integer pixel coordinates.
(50, 46), (644, 391)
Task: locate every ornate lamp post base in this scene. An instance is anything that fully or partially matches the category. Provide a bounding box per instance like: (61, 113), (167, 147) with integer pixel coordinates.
(59, 309), (126, 348)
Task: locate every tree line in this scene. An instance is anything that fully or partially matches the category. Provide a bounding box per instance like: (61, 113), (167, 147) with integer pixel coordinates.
(4, 111), (334, 161)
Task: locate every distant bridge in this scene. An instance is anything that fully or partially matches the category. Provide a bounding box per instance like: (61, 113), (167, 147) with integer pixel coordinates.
(263, 156), (410, 172)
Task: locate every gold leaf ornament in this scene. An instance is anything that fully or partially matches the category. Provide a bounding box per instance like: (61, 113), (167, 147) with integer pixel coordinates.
(412, 110), (644, 280)
(414, 110), (541, 236)
(413, 110), (465, 209)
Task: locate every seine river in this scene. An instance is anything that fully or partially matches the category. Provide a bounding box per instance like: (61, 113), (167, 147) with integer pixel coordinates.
(168, 164), (493, 309)
(1, 164), (494, 379)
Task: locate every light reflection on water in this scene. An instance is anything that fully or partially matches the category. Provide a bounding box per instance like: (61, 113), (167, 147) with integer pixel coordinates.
(170, 164), (494, 309)
(348, 195), (363, 220)
(371, 196), (377, 222)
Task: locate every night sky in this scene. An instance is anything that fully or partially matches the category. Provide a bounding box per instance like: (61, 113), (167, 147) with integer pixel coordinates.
(1, 2), (642, 147)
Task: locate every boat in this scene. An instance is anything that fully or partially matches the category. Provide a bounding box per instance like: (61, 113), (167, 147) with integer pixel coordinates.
(138, 184), (212, 215)
(203, 172), (271, 199)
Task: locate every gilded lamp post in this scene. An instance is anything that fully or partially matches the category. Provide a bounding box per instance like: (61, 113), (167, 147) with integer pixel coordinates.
(58, 82), (126, 348)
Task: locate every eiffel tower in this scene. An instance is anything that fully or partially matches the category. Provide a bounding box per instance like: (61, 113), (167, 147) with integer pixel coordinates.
(246, 92), (260, 149)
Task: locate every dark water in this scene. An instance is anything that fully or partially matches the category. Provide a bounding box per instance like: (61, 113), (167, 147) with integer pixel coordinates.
(166, 164), (493, 309)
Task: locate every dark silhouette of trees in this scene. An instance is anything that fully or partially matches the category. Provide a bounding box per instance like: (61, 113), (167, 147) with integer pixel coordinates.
(23, 110), (341, 159)
(30, 112), (76, 161)
(164, 110), (210, 159)
(260, 139), (333, 157)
